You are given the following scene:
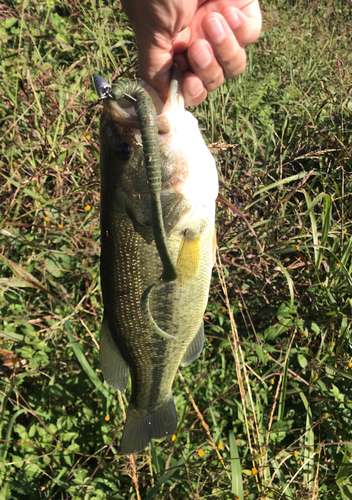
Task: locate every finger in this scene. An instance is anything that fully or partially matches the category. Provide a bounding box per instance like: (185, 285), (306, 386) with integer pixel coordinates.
(187, 39), (224, 92)
(136, 31), (174, 102)
(222, 4), (262, 47)
(174, 52), (209, 106)
(173, 51), (190, 73)
(182, 72), (208, 106)
(201, 13), (247, 79)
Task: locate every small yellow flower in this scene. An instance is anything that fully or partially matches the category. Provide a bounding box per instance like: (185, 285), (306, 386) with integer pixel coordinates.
(86, 135), (91, 140)
(84, 205), (91, 211)
(251, 467), (257, 475)
(295, 245), (300, 250)
(105, 415), (110, 421)
(231, 258), (235, 263)
(344, 228), (347, 233)
(271, 378), (275, 385)
(243, 186), (247, 190)
(36, 332), (40, 337)
(59, 167), (63, 172)
(92, 274), (96, 279)
(339, 435), (342, 439)
(198, 449), (204, 457)
(58, 224), (63, 229)
(297, 460), (300, 465)
(172, 434), (176, 442)
(294, 451), (298, 458)
(0, 340), (2, 345)
(218, 443), (223, 450)
(13, 162), (18, 167)
(336, 263), (339, 267)
(349, 361), (352, 368)
(44, 217), (49, 222)
(268, 354), (271, 360)
(217, 201), (221, 206)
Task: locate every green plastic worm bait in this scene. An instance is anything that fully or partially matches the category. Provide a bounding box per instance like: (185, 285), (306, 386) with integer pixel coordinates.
(94, 74), (178, 340)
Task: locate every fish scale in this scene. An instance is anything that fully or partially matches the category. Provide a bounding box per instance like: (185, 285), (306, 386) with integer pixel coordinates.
(96, 72), (218, 454)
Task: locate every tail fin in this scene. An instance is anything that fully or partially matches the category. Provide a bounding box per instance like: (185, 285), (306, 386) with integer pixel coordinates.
(120, 396), (177, 455)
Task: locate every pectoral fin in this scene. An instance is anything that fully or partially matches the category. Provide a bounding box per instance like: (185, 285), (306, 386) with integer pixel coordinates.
(212, 229), (217, 267)
(100, 317), (129, 392)
(180, 321), (205, 367)
(176, 230), (201, 285)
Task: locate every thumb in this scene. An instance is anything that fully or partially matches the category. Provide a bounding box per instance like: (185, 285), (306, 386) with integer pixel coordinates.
(136, 32), (174, 102)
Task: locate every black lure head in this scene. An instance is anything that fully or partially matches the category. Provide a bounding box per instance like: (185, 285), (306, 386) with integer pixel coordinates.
(94, 75), (112, 99)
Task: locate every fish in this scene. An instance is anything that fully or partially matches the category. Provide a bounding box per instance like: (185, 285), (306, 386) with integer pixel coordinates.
(94, 69), (218, 455)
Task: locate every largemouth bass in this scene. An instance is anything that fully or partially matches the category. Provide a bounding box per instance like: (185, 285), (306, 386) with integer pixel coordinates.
(95, 71), (218, 455)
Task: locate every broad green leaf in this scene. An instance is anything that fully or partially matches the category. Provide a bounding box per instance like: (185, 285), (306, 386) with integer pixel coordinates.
(336, 452), (352, 500)
(4, 18), (18, 29)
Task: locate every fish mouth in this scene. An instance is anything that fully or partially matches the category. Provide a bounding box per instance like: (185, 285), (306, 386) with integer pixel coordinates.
(103, 96), (173, 136)
(96, 71), (189, 192)
(94, 73), (185, 136)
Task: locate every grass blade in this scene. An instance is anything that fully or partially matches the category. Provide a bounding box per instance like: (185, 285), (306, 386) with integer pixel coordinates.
(65, 321), (109, 399)
(267, 255), (295, 307)
(0, 330), (24, 341)
(0, 254), (54, 296)
(144, 451), (193, 500)
(229, 431), (243, 500)
(270, 457), (294, 498)
(317, 194), (332, 269)
(301, 190), (326, 266)
(253, 172), (310, 197)
(277, 355), (289, 422)
(335, 316), (349, 358)
(297, 388), (314, 489)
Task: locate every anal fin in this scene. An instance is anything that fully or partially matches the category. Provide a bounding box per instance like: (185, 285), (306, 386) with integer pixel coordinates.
(180, 321), (205, 367)
(212, 229), (217, 267)
(99, 317), (129, 392)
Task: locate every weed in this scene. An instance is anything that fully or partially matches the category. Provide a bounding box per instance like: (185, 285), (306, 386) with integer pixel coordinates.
(0, 0), (351, 499)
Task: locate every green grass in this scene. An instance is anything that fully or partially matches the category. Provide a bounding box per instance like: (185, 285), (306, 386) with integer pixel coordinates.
(0, 0), (352, 498)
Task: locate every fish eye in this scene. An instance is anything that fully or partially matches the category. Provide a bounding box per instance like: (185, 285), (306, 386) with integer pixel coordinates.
(113, 142), (132, 161)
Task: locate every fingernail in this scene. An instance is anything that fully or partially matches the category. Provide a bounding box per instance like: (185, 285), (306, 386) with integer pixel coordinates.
(191, 45), (212, 69)
(204, 17), (225, 44)
(188, 79), (204, 98)
(224, 10), (241, 30)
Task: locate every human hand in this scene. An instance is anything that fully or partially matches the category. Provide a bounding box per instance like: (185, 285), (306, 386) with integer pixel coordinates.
(120, 0), (261, 106)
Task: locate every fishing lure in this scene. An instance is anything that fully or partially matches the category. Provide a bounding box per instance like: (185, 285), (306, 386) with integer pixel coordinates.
(94, 74), (178, 340)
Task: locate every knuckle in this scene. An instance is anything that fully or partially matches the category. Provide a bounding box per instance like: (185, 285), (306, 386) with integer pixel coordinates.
(221, 49), (247, 79)
(204, 74), (224, 92)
